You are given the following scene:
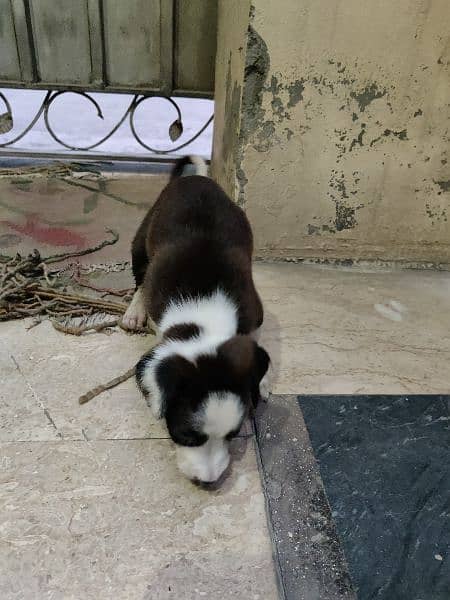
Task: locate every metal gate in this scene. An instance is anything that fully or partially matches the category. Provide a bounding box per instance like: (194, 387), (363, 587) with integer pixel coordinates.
(0, 0), (217, 159)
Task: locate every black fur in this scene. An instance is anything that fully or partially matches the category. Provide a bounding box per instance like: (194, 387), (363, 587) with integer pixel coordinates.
(135, 348), (155, 402)
(163, 323), (202, 341)
(131, 172), (263, 332)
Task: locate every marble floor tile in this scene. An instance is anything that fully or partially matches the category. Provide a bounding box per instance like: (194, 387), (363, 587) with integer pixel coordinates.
(0, 340), (60, 442)
(0, 319), (253, 443)
(255, 263), (450, 395)
(2, 257), (450, 599)
(0, 319), (161, 441)
(0, 439), (277, 600)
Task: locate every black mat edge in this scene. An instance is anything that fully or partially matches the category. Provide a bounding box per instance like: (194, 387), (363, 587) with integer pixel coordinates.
(253, 395), (356, 600)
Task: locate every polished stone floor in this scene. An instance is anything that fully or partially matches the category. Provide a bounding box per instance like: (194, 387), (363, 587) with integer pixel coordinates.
(1, 171), (450, 599)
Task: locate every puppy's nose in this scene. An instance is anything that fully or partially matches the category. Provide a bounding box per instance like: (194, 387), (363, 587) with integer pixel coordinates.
(191, 478), (220, 491)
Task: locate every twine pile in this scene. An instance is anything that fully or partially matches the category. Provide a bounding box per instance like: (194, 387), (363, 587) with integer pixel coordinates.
(0, 229), (128, 326)
(0, 229), (150, 403)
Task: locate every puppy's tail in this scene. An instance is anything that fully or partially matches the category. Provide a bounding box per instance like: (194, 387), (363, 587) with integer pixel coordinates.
(170, 155), (208, 179)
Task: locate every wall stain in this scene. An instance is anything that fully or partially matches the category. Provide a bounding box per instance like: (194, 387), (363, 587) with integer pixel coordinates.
(265, 73), (305, 133)
(326, 170), (363, 232)
(370, 128), (408, 147)
(236, 17), (270, 205)
(271, 96), (285, 120)
(349, 123), (366, 152)
(385, 128), (408, 140)
(435, 179), (450, 192)
(334, 128), (348, 163)
(307, 224), (321, 235)
(284, 127), (294, 141)
(426, 202), (447, 224)
(287, 79), (305, 108)
(254, 120), (276, 152)
(334, 202), (358, 231)
(240, 24), (269, 138)
(350, 83), (387, 112)
(222, 53), (241, 184)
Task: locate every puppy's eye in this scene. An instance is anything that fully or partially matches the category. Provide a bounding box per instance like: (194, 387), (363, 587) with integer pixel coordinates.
(225, 428), (240, 441)
(178, 431), (208, 447)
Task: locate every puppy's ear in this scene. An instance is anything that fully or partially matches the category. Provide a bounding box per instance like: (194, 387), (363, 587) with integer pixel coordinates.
(218, 335), (255, 379)
(251, 344), (270, 407)
(254, 344), (270, 385)
(218, 336), (271, 402)
(156, 355), (197, 400)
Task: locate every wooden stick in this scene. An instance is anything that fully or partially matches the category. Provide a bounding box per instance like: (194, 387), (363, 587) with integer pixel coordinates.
(34, 287), (127, 313)
(52, 318), (119, 336)
(78, 367), (135, 404)
(43, 229), (119, 265)
(73, 275), (133, 297)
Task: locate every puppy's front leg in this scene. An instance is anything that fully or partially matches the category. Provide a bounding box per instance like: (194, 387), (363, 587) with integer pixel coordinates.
(122, 287), (147, 330)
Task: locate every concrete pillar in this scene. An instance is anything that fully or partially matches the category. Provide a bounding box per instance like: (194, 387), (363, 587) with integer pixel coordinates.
(212, 0), (450, 266)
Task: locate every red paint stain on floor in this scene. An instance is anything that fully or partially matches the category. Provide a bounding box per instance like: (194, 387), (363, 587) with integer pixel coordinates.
(1, 215), (87, 249)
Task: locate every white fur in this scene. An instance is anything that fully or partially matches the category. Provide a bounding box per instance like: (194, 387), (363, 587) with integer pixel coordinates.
(159, 288), (237, 339)
(176, 439), (229, 483)
(139, 289), (238, 419)
(188, 155), (208, 177)
(140, 365), (163, 418)
(176, 391), (243, 483)
(122, 287), (146, 330)
(201, 392), (244, 438)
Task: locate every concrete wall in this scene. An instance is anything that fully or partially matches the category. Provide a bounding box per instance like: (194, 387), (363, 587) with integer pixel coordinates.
(211, 0), (250, 191)
(212, 0), (450, 266)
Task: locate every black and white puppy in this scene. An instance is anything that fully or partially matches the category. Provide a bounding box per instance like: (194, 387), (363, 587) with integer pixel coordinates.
(122, 156), (270, 485)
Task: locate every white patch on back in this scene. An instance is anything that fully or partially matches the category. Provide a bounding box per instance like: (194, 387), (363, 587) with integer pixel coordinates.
(188, 155), (208, 177)
(154, 289), (238, 363)
(159, 289), (237, 338)
(138, 289), (238, 418)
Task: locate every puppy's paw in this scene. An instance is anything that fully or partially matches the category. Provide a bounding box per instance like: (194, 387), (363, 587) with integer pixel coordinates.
(121, 288), (146, 330)
(259, 370), (271, 402)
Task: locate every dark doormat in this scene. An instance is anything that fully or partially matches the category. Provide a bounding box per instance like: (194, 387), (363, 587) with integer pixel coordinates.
(255, 395), (449, 600)
(299, 395), (450, 600)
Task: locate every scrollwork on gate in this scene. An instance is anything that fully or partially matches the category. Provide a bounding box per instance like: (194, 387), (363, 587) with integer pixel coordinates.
(0, 90), (213, 156)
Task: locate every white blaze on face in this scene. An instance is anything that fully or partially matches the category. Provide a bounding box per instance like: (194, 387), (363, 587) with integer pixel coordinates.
(176, 392), (244, 483)
(176, 439), (230, 484)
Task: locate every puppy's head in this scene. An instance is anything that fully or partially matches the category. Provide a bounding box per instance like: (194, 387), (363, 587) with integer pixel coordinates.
(137, 335), (269, 485)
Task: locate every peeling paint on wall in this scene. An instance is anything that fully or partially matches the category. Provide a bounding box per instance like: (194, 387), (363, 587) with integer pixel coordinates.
(426, 202), (448, 224)
(236, 12), (270, 205)
(222, 53), (242, 176)
(214, 0), (450, 265)
(435, 179), (450, 192)
(350, 83), (387, 112)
